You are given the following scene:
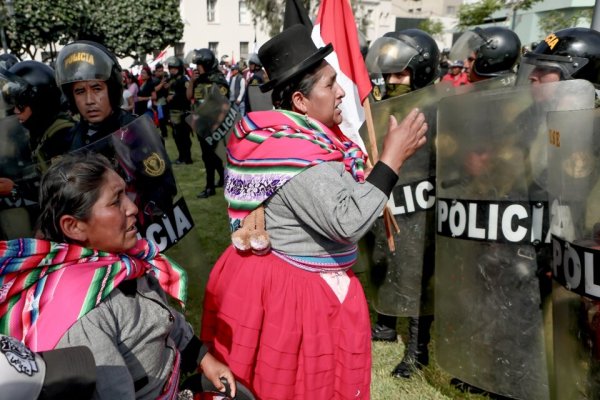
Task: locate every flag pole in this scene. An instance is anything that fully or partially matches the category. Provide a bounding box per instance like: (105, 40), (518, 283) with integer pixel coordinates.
(362, 97), (399, 251)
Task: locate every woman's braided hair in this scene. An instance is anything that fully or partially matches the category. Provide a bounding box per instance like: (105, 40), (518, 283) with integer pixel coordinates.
(37, 152), (113, 242)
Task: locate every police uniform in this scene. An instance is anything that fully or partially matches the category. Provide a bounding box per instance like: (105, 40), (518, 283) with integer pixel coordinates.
(167, 73), (192, 164)
(191, 72), (228, 197)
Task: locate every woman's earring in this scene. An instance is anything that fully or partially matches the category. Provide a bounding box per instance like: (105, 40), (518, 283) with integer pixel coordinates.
(304, 113), (310, 125)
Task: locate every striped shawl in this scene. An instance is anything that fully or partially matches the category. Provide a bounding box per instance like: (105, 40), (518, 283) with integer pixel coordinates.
(0, 238), (187, 351)
(225, 110), (366, 231)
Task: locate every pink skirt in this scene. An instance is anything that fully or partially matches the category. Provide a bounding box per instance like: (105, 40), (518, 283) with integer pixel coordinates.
(200, 245), (371, 399)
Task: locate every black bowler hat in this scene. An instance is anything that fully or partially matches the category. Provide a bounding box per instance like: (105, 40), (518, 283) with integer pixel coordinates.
(259, 24), (333, 93)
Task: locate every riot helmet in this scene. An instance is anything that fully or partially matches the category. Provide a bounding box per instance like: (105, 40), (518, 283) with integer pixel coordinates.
(521, 28), (600, 86)
(55, 41), (123, 113)
(186, 48), (218, 72)
(451, 27), (520, 78)
(166, 56), (184, 75)
(0, 53), (19, 70)
(248, 53), (262, 68)
(366, 29), (440, 91)
(7, 61), (62, 121)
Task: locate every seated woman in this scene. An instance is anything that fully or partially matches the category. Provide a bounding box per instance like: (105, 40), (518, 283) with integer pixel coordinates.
(200, 25), (428, 399)
(0, 152), (236, 399)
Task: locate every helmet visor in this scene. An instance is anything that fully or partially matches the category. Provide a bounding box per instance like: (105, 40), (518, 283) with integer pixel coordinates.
(184, 50), (198, 66)
(449, 31), (486, 62)
(0, 69), (27, 110)
(365, 37), (419, 74)
(55, 43), (115, 86)
(519, 52), (589, 81)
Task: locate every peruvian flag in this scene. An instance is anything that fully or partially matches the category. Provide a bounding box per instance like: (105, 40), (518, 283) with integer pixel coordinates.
(149, 46), (169, 68)
(312, 0), (371, 153)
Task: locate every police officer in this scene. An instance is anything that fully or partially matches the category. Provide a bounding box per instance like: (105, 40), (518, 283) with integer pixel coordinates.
(454, 26), (521, 83)
(55, 40), (177, 226)
(365, 28), (440, 379)
(521, 27), (600, 88)
(186, 48), (228, 199)
(165, 56), (192, 164)
(55, 41), (136, 153)
(7, 61), (74, 170)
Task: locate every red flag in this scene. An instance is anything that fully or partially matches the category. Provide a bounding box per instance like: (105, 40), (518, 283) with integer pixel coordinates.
(312, 0), (371, 152)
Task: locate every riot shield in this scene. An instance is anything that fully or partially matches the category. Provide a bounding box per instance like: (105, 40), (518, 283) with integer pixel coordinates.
(76, 115), (194, 251)
(186, 84), (240, 147)
(358, 76), (515, 317)
(0, 116), (39, 239)
(547, 108), (600, 400)
(435, 79), (595, 400)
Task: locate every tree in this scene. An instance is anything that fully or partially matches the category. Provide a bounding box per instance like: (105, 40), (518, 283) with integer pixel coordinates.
(419, 19), (444, 37)
(457, 0), (542, 30)
(538, 8), (593, 37)
(3, 0), (183, 62)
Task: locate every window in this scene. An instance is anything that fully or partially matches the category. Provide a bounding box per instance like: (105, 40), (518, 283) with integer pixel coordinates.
(209, 42), (219, 58)
(239, 1), (250, 24)
(447, 6), (455, 14)
(174, 42), (185, 58)
(240, 42), (249, 61)
(207, 0), (217, 22)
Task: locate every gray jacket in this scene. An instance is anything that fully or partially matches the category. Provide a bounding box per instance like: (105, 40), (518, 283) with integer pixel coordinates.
(56, 275), (202, 400)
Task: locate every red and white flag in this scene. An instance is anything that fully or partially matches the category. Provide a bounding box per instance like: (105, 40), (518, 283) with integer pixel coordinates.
(312, 0), (372, 153)
(149, 47), (169, 68)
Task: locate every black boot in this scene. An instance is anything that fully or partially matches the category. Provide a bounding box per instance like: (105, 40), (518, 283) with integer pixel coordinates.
(372, 313), (398, 342)
(391, 315), (433, 379)
(197, 188), (216, 198)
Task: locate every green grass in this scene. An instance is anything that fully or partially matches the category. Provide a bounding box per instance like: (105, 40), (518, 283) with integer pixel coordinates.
(162, 133), (489, 399)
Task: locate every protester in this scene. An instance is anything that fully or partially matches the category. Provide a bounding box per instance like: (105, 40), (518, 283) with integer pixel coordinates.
(200, 24), (428, 399)
(134, 66), (156, 117)
(228, 63), (245, 116)
(441, 60), (469, 86)
(153, 62), (170, 138)
(0, 152), (236, 399)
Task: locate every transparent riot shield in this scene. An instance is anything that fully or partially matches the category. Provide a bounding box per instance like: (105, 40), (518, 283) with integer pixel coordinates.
(435, 79), (595, 400)
(0, 116), (39, 239)
(76, 115), (194, 252)
(547, 108), (600, 400)
(357, 76), (515, 317)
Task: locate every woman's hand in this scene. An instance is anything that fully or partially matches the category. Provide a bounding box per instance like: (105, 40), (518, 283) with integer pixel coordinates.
(199, 352), (237, 398)
(378, 108), (428, 174)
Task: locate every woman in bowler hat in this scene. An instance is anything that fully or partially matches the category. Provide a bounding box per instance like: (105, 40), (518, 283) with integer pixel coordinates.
(200, 24), (428, 399)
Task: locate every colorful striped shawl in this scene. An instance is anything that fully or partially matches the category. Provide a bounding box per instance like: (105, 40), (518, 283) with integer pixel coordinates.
(0, 238), (187, 352)
(225, 110), (366, 230)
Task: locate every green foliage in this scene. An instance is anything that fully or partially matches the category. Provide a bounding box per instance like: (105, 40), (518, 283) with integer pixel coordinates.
(457, 0), (503, 29)
(3, 0), (183, 62)
(419, 19), (444, 37)
(538, 8), (593, 37)
(457, 0), (542, 29)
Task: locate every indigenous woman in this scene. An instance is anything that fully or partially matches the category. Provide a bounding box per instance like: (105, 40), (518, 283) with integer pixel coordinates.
(0, 153), (235, 399)
(201, 25), (428, 399)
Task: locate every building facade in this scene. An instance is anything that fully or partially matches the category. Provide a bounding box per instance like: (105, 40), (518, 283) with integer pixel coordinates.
(177, 0), (462, 64)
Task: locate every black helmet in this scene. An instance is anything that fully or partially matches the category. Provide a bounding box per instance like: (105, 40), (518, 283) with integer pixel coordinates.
(0, 53), (19, 70)
(521, 27), (600, 86)
(166, 56), (184, 75)
(471, 27), (521, 77)
(7, 61), (62, 118)
(450, 27), (520, 78)
(248, 53), (262, 67)
(366, 29), (440, 90)
(55, 41), (123, 113)
(186, 48), (218, 72)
